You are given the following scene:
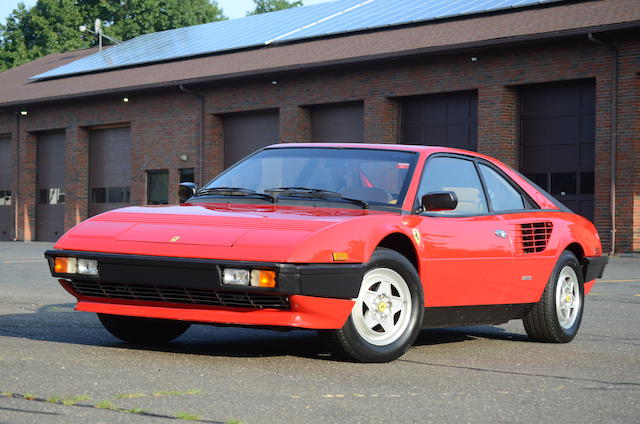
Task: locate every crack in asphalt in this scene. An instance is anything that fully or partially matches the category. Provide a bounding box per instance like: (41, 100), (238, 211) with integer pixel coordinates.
(398, 359), (640, 388)
(0, 392), (225, 423)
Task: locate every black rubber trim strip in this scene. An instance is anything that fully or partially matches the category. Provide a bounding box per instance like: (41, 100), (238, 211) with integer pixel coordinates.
(582, 255), (608, 282)
(44, 250), (363, 299)
(422, 303), (534, 328)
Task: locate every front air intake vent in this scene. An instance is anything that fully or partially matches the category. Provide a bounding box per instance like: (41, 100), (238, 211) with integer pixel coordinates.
(517, 222), (553, 254)
(67, 280), (290, 310)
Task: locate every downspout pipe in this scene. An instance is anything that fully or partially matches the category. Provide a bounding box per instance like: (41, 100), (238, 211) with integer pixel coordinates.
(179, 84), (205, 187)
(14, 109), (20, 241)
(588, 32), (618, 255)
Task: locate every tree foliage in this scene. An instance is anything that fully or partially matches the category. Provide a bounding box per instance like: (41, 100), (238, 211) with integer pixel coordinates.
(0, 0), (226, 71)
(247, 0), (303, 16)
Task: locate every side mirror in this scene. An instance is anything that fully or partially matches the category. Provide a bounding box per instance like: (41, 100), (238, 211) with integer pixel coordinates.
(178, 182), (198, 204)
(421, 191), (458, 212)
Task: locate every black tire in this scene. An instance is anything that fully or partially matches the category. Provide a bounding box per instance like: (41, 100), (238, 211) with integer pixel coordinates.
(98, 313), (190, 345)
(325, 248), (424, 362)
(523, 251), (584, 343)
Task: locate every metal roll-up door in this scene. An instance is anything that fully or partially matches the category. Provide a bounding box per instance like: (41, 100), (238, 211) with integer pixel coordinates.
(89, 127), (131, 217)
(223, 110), (279, 168)
(36, 131), (66, 241)
(0, 136), (12, 240)
(400, 91), (478, 150)
(519, 81), (595, 222)
(310, 102), (363, 143)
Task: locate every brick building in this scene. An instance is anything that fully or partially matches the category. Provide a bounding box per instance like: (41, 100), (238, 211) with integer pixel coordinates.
(0, 0), (638, 253)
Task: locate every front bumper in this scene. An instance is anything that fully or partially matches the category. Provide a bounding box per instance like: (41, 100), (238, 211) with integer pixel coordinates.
(45, 250), (362, 329)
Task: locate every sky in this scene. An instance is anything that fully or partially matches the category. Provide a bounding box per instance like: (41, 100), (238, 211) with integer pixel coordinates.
(0, 0), (335, 23)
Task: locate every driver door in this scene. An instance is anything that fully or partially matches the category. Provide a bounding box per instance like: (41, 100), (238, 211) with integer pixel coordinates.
(415, 155), (515, 307)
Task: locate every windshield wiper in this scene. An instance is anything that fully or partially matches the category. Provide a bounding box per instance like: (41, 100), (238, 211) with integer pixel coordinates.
(265, 187), (368, 209)
(195, 187), (275, 203)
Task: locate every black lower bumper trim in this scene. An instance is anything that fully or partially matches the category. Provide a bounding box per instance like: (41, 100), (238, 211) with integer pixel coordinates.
(45, 250), (363, 300)
(583, 255), (608, 282)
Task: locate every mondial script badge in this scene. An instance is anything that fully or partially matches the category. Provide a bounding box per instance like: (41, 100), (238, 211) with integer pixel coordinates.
(169, 236), (181, 242)
(412, 228), (421, 245)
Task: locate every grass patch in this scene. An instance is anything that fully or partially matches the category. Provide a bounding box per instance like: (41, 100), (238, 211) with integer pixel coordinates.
(175, 411), (202, 421)
(62, 395), (90, 405)
(154, 389), (202, 397)
(46, 396), (62, 403)
(126, 408), (147, 415)
(23, 393), (36, 400)
(96, 400), (114, 409)
(115, 393), (146, 399)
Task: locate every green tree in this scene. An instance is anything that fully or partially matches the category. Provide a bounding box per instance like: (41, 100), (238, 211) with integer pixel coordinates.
(247, 0), (303, 16)
(0, 0), (226, 71)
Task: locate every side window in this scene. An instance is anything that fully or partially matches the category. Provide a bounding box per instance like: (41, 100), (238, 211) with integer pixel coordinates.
(478, 164), (525, 212)
(418, 156), (487, 215)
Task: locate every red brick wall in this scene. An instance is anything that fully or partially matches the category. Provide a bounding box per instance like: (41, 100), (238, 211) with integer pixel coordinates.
(0, 36), (637, 252)
(616, 41), (640, 253)
(5, 92), (201, 240)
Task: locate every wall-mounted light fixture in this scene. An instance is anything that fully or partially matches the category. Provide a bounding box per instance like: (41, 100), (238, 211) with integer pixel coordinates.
(180, 154), (188, 161)
(470, 56), (479, 62)
(19, 110), (28, 116)
(122, 97), (129, 103)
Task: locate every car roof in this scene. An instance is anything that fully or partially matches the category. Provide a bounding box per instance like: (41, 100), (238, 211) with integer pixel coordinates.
(265, 143), (499, 163)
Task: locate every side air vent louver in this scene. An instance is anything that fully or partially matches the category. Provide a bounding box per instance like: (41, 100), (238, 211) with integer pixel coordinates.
(517, 222), (553, 254)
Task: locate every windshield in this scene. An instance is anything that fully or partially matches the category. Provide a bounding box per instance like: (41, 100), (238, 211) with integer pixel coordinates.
(202, 147), (418, 208)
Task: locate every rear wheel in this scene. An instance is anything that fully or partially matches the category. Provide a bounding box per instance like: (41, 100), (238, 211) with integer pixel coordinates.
(325, 248), (423, 362)
(523, 251), (584, 343)
(98, 314), (190, 345)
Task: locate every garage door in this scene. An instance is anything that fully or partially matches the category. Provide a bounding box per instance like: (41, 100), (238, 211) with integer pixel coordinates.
(519, 81), (595, 222)
(310, 102), (363, 143)
(0, 136), (12, 240)
(401, 91), (477, 150)
(89, 127), (131, 217)
(36, 131), (66, 241)
(223, 110), (279, 168)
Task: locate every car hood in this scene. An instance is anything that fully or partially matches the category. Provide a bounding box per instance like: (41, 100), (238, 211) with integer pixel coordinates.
(54, 204), (397, 263)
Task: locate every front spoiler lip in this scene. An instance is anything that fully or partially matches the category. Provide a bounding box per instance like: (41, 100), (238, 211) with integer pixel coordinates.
(45, 249), (364, 300)
(73, 296), (356, 330)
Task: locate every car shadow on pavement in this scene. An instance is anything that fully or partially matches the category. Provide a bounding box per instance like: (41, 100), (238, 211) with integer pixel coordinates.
(0, 303), (528, 361)
(415, 325), (530, 346)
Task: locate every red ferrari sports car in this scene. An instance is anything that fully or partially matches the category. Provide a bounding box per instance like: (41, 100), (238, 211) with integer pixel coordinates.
(46, 144), (607, 362)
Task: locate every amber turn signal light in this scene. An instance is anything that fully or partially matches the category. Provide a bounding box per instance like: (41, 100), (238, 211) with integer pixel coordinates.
(54, 257), (77, 274)
(250, 270), (276, 288)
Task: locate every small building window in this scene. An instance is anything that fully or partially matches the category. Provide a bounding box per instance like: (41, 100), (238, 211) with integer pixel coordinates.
(91, 187), (130, 203)
(0, 190), (11, 206)
(180, 168), (195, 183)
(148, 170), (169, 205)
(38, 188), (65, 204)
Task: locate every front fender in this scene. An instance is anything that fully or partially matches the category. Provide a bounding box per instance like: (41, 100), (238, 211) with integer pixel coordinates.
(285, 215), (419, 264)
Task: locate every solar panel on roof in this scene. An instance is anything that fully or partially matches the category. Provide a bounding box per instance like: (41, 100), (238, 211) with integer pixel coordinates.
(31, 0), (567, 81)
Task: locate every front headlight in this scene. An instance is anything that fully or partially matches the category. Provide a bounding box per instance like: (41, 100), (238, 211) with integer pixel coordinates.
(54, 257), (99, 276)
(77, 258), (99, 275)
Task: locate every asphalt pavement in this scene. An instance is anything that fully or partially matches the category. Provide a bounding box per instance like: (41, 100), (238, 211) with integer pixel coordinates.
(0, 241), (639, 423)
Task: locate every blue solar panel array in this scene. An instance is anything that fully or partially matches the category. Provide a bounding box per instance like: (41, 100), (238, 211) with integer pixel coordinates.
(32, 0), (566, 80)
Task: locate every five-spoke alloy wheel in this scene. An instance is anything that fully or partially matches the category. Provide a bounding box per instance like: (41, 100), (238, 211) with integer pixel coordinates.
(523, 251), (585, 343)
(325, 248), (423, 362)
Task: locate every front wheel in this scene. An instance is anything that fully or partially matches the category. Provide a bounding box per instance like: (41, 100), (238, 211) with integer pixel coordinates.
(523, 251), (584, 343)
(325, 248), (424, 362)
(98, 314), (191, 345)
